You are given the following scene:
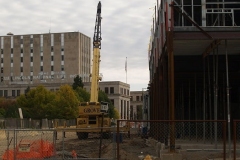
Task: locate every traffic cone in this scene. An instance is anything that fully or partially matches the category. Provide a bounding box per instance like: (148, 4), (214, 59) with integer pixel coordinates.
(72, 150), (77, 159)
(144, 154), (152, 160)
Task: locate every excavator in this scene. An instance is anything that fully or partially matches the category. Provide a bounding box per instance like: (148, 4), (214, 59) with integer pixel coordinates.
(76, 1), (130, 139)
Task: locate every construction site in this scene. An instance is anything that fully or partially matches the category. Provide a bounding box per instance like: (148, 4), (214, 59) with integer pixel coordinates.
(1, 0), (240, 159)
(147, 0), (240, 159)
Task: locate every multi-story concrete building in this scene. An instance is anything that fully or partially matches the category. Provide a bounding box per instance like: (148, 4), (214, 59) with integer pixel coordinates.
(84, 81), (131, 120)
(130, 91), (143, 120)
(130, 90), (148, 120)
(0, 32), (91, 97)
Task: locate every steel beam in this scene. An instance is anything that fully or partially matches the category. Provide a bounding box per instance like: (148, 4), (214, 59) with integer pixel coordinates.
(202, 39), (222, 58)
(172, 0), (213, 40)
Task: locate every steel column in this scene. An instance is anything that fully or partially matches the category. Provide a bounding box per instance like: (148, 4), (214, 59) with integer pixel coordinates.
(167, 30), (175, 152)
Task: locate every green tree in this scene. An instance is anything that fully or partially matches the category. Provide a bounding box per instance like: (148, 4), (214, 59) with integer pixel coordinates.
(74, 87), (90, 102)
(4, 103), (19, 118)
(72, 75), (84, 90)
(0, 108), (5, 118)
(0, 98), (18, 118)
(53, 85), (79, 119)
(16, 85), (55, 119)
(25, 86), (30, 95)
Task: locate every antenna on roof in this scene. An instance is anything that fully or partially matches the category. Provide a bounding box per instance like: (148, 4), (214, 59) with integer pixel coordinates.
(49, 18), (51, 33)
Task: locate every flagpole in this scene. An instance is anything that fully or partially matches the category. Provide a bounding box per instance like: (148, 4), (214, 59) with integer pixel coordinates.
(125, 57), (127, 83)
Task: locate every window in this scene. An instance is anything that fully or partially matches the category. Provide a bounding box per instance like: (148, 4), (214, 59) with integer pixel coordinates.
(1, 49), (3, 54)
(110, 87), (114, 94)
(61, 55), (64, 61)
(20, 67), (23, 72)
(124, 89), (126, 95)
(17, 90), (20, 96)
(0, 90), (3, 97)
(1, 68), (3, 73)
(21, 48), (23, 53)
(21, 57), (23, 62)
(30, 66), (33, 72)
(51, 46), (54, 52)
(30, 57), (33, 62)
(41, 56), (43, 61)
(4, 90), (8, 97)
(1, 58), (3, 63)
(51, 56), (54, 61)
(11, 48), (13, 53)
(30, 48), (33, 53)
(40, 66), (43, 71)
(61, 65), (64, 71)
(61, 47), (64, 51)
(11, 58), (13, 63)
(51, 66), (54, 71)
(30, 76), (33, 81)
(120, 88), (123, 94)
(20, 39), (23, 44)
(30, 38), (33, 44)
(12, 90), (15, 97)
(136, 96), (139, 101)
(40, 47), (43, 52)
(105, 87), (108, 94)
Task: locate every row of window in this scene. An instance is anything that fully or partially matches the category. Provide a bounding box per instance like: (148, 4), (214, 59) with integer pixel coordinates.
(0, 65), (64, 74)
(120, 87), (130, 96)
(104, 87), (130, 96)
(1, 55), (64, 63)
(104, 87), (114, 94)
(0, 90), (21, 97)
(0, 88), (60, 97)
(130, 95), (143, 102)
(1, 47), (64, 54)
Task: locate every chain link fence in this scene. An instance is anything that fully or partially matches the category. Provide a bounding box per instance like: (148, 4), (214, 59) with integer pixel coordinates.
(233, 120), (240, 160)
(0, 118), (77, 129)
(1, 119), (240, 159)
(0, 128), (116, 160)
(116, 120), (230, 160)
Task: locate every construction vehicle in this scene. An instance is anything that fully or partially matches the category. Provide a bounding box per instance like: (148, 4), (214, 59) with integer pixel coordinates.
(76, 1), (130, 139)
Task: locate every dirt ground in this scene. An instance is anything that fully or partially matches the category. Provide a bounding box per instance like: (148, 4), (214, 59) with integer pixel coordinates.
(55, 132), (159, 160)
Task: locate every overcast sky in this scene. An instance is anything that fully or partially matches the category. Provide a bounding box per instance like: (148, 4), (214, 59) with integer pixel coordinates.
(0, 0), (155, 91)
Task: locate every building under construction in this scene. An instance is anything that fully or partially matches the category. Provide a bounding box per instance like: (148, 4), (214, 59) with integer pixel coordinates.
(148, 0), (240, 133)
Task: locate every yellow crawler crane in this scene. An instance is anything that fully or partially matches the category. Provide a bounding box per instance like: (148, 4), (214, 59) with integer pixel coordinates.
(76, 1), (129, 140)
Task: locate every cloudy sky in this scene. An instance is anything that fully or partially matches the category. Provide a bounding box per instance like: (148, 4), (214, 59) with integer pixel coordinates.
(0, 0), (155, 91)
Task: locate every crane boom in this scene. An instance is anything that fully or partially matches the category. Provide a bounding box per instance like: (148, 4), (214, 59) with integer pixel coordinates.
(90, 1), (102, 102)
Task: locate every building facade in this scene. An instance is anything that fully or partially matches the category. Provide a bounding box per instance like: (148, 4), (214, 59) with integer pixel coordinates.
(0, 32), (91, 97)
(130, 90), (148, 120)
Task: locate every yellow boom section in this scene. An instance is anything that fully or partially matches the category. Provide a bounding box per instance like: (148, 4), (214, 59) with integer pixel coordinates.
(90, 44), (101, 102)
